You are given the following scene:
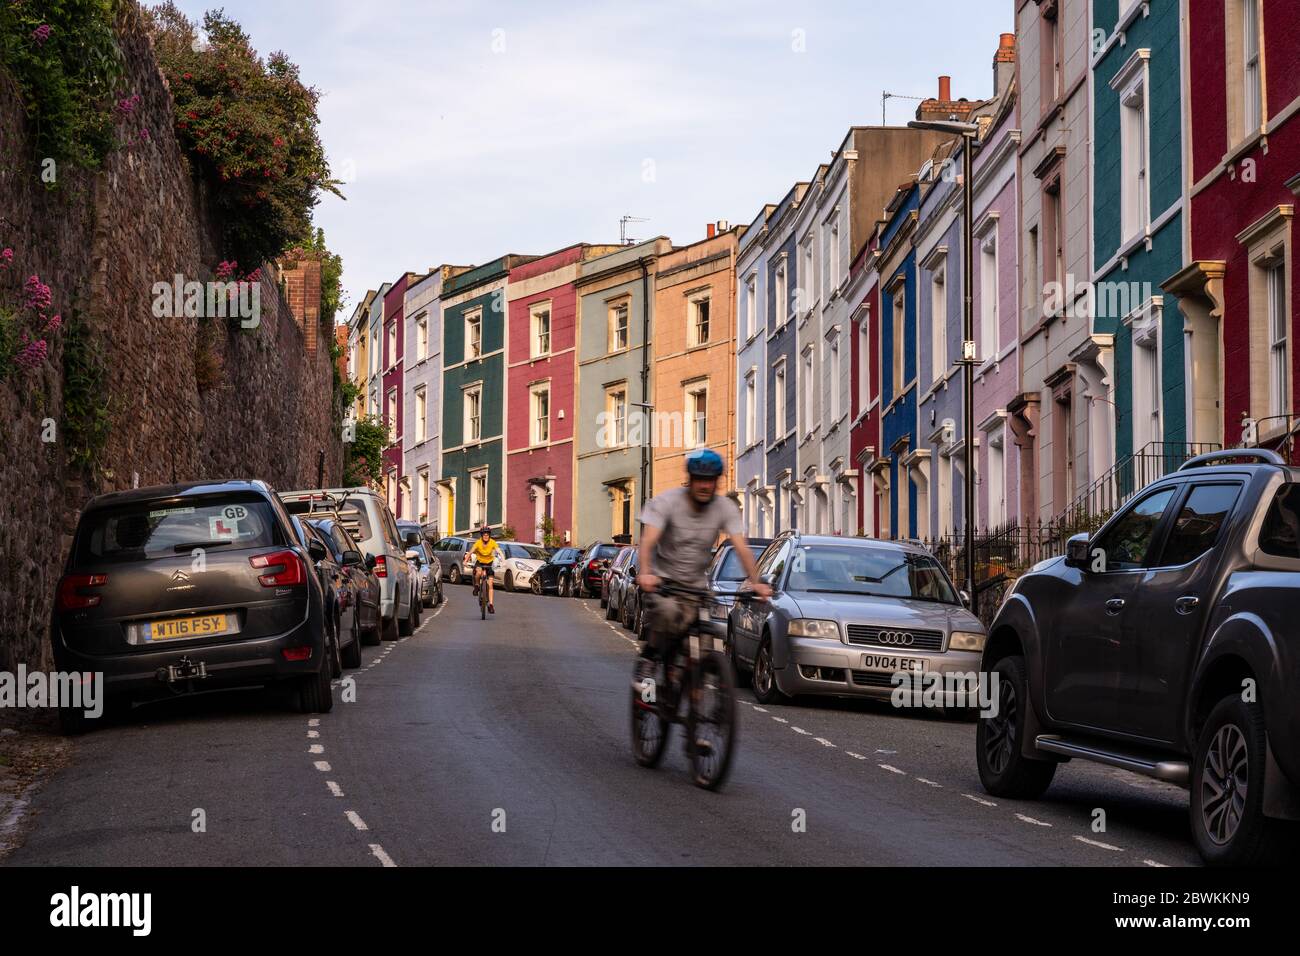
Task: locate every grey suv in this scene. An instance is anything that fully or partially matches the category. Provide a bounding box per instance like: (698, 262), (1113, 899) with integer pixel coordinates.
(281, 488), (420, 640)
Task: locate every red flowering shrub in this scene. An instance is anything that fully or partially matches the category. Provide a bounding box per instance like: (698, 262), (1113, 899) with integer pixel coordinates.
(146, 4), (342, 266)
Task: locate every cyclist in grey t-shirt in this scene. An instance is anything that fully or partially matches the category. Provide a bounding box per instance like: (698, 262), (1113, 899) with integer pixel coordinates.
(635, 449), (770, 681)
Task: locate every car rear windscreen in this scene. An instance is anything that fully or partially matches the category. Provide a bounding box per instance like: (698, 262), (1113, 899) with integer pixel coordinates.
(77, 495), (282, 564)
(593, 545), (620, 559)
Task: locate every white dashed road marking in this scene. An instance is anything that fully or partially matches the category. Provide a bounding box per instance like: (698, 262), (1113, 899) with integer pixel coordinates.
(313, 760), (332, 772)
(326, 781), (344, 797)
(345, 810), (369, 831)
(1015, 813), (1052, 827)
(878, 764), (906, 775)
(309, 744), (324, 754)
(1074, 835), (1123, 851)
(814, 737), (836, 748)
(964, 793), (997, 807)
(370, 844), (397, 867)
(915, 777), (942, 788)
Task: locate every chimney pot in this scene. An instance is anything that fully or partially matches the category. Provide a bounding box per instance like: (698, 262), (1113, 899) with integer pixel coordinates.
(707, 223), (716, 238)
(938, 75), (951, 101)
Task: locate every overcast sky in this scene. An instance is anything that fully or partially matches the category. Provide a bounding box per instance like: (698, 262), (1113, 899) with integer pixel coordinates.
(169, 0), (1011, 315)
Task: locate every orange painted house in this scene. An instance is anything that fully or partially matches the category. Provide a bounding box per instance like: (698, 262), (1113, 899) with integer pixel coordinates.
(651, 224), (742, 498)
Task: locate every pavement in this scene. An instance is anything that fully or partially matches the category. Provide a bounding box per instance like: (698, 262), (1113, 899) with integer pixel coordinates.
(3, 586), (1201, 866)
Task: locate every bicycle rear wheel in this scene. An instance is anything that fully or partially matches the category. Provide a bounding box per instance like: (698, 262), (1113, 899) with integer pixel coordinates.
(630, 662), (670, 768)
(687, 651), (737, 790)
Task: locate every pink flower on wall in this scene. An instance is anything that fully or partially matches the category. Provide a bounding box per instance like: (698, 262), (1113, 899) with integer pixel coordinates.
(23, 275), (52, 312)
(14, 339), (48, 370)
(0, 248), (13, 268)
(32, 25), (52, 45)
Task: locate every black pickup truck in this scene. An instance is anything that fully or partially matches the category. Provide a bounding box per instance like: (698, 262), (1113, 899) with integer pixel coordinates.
(975, 449), (1299, 865)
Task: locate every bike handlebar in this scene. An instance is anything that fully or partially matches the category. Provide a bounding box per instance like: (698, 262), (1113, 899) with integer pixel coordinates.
(650, 580), (710, 599)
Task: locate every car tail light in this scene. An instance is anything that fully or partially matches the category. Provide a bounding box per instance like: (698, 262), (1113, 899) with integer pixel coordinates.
(57, 574), (108, 610)
(281, 646), (312, 662)
(374, 554), (388, 578)
(249, 550), (306, 587)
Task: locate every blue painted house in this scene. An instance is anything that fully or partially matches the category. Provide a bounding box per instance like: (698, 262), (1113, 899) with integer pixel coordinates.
(878, 183), (921, 539)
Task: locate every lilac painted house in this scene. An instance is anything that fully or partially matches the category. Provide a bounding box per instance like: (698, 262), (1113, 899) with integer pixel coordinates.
(970, 62), (1021, 531)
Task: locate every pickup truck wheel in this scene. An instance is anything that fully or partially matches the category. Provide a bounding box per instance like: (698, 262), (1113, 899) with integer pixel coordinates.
(1191, 696), (1279, 866)
(976, 655), (1056, 798)
(398, 593), (415, 636)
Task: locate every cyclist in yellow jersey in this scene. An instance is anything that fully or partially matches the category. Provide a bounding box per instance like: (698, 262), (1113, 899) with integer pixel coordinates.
(470, 526), (499, 613)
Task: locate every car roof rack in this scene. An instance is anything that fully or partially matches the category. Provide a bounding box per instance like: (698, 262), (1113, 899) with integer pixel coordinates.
(1178, 448), (1284, 471)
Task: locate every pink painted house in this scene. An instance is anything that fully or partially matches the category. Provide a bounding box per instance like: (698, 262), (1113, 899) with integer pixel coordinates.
(382, 275), (413, 517)
(504, 244), (619, 544)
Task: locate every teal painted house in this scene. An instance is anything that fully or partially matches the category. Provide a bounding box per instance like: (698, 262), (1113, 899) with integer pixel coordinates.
(1091, 0), (1194, 487)
(439, 255), (536, 535)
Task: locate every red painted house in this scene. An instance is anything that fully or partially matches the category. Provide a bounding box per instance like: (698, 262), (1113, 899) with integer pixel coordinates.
(1169, 0), (1300, 457)
(848, 235), (883, 537)
(382, 275), (412, 517)
(504, 244), (619, 544)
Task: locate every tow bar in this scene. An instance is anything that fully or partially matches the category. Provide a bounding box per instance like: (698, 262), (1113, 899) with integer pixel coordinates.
(157, 657), (208, 684)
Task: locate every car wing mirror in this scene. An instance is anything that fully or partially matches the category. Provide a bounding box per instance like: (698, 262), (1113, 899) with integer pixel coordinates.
(405, 549), (422, 566)
(365, 553), (377, 572)
(307, 540), (327, 562)
(959, 589), (972, 608)
(1064, 533), (1091, 571)
(342, 550), (362, 567)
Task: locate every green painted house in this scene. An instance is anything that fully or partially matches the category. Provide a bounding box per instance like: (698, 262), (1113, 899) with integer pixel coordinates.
(1091, 0), (1193, 484)
(439, 255), (536, 535)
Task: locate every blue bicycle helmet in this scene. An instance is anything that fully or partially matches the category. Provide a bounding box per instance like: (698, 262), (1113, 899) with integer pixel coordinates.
(685, 447), (725, 477)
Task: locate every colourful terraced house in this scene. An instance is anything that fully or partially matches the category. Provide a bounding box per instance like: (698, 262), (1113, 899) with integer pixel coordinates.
(438, 255), (536, 535)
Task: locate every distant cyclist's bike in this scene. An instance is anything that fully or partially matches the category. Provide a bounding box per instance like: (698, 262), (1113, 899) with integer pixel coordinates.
(630, 581), (737, 790)
(474, 564), (492, 620)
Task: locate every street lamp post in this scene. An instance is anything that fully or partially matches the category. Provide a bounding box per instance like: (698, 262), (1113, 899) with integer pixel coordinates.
(909, 118), (980, 613)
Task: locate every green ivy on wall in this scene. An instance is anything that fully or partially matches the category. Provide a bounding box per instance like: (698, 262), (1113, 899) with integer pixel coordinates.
(0, 0), (124, 174)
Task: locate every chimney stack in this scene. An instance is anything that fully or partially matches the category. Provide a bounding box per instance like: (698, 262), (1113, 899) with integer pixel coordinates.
(707, 223), (716, 239)
(914, 74), (977, 123)
(993, 33), (1016, 97)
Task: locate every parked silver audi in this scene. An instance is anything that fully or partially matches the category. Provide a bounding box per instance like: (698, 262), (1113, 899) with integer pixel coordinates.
(725, 532), (986, 710)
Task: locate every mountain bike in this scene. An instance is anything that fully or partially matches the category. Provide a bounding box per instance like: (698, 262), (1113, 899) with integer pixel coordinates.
(630, 581), (737, 790)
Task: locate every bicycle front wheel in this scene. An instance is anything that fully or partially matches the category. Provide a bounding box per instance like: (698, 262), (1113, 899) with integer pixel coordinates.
(687, 652), (737, 790)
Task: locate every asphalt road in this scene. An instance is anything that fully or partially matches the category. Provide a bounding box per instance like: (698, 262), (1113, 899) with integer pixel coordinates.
(6, 586), (1201, 866)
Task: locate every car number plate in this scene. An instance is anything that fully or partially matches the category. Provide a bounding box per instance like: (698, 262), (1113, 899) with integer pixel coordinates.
(146, 613), (227, 641)
(860, 653), (924, 673)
